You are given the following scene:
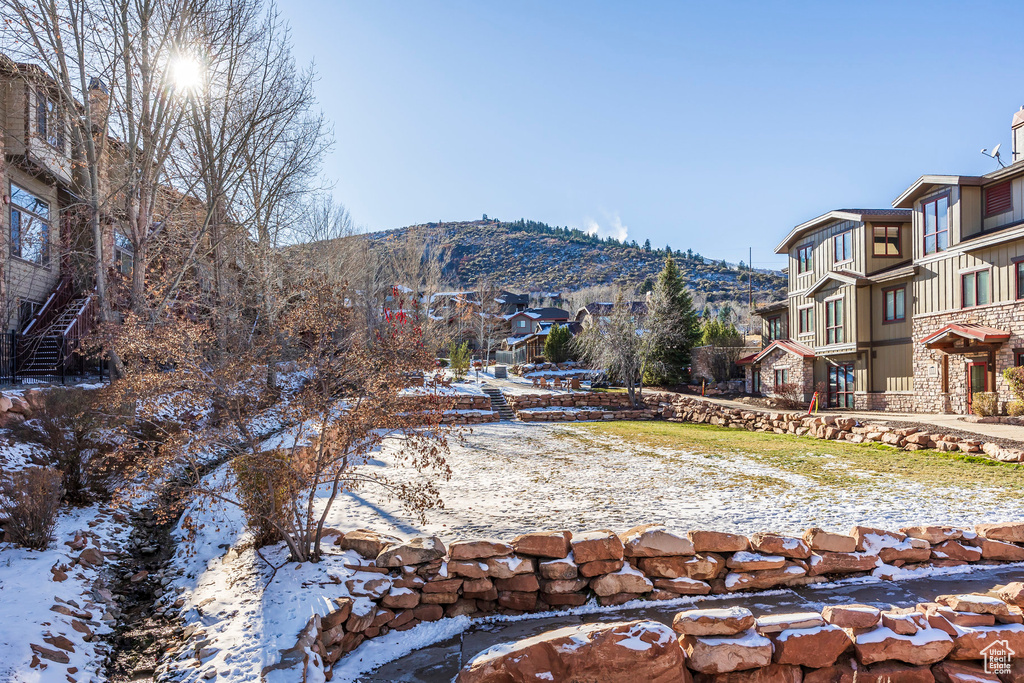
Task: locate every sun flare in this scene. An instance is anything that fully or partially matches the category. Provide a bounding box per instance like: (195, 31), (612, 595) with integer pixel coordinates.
(170, 55), (203, 92)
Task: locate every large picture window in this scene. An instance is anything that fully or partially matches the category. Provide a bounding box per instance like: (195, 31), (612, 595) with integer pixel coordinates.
(833, 231), (852, 263)
(797, 245), (813, 274)
(922, 194), (949, 255)
(10, 183), (50, 266)
(825, 299), (843, 345)
(882, 286), (905, 323)
(115, 232), (134, 276)
(961, 269), (990, 309)
(872, 226), (901, 256)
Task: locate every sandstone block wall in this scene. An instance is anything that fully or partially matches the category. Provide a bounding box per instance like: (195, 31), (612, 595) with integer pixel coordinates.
(302, 521), (1024, 678)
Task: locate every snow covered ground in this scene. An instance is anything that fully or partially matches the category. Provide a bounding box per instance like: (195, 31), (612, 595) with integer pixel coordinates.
(317, 421), (1024, 539)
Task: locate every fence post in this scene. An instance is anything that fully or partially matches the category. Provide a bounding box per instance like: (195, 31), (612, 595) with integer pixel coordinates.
(60, 338), (66, 385)
(12, 333), (19, 385)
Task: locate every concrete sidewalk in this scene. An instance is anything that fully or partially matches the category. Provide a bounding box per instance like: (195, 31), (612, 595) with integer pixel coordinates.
(696, 395), (1024, 445)
(358, 564), (1024, 683)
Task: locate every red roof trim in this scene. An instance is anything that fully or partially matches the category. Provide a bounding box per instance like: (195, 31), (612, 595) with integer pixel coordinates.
(920, 323), (1011, 346)
(751, 339), (815, 364)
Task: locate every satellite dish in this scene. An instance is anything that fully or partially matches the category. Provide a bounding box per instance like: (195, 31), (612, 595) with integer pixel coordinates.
(993, 143), (1002, 157)
(981, 144), (1007, 168)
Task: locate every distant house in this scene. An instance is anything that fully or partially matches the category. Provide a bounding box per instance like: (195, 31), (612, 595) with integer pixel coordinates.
(495, 291), (529, 315)
(498, 307), (574, 364)
(574, 301), (648, 328)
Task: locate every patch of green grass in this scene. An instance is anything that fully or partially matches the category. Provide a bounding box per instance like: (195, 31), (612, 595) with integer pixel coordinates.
(557, 420), (1024, 491)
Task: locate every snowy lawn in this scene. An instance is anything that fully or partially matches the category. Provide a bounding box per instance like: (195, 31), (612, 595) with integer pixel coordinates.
(160, 419), (1024, 683)
(318, 420), (1024, 539)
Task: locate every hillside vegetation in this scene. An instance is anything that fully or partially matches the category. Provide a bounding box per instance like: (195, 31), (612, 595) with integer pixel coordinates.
(362, 219), (787, 301)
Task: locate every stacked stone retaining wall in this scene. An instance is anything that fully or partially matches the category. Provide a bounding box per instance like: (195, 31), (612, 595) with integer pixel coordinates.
(293, 521), (1024, 679)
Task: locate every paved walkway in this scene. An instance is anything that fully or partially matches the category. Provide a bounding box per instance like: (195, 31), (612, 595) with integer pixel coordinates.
(358, 565), (1024, 682)
(696, 395), (1024, 445)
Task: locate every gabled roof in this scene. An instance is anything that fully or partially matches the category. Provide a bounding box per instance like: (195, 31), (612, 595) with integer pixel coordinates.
(920, 323), (1011, 348)
(803, 270), (870, 296)
(752, 339), (815, 363)
(504, 307), (570, 321)
(891, 175), (986, 209)
(736, 351), (760, 366)
(775, 209), (912, 253)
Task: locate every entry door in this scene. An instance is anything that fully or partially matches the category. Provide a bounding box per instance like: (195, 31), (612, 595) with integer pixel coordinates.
(828, 363), (855, 409)
(966, 361), (988, 413)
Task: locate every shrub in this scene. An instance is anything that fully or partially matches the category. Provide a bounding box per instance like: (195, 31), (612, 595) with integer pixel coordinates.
(971, 392), (998, 417)
(231, 452), (293, 548)
(1004, 366), (1024, 402)
(12, 388), (111, 505)
(448, 341), (471, 380)
(772, 382), (805, 411)
(1008, 400), (1024, 417)
(0, 467), (63, 550)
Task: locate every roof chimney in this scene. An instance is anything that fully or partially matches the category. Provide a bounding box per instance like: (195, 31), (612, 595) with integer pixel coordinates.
(87, 77), (109, 128)
(1013, 106), (1024, 164)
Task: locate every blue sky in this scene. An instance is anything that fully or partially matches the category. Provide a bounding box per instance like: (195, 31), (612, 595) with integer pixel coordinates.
(279, 1), (1024, 270)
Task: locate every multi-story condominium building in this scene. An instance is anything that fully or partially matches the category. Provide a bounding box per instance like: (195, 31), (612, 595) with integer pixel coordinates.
(748, 108), (1024, 415)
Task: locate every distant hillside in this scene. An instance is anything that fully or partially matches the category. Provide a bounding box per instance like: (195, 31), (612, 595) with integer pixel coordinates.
(362, 219), (787, 303)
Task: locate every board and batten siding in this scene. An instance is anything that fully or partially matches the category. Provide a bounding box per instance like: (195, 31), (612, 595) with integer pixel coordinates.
(913, 238), (1024, 316)
(863, 221), (911, 275)
(871, 343), (913, 393)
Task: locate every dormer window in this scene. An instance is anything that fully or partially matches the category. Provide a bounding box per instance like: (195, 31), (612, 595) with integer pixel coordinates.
(833, 231), (852, 263)
(36, 91), (64, 150)
(872, 226), (901, 257)
(922, 194), (949, 255)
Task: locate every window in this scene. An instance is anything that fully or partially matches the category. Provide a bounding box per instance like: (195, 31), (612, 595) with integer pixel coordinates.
(882, 286), (905, 323)
(517, 320), (526, 329)
(752, 371), (761, 394)
(797, 245), (813, 274)
(1016, 261), (1024, 300)
(798, 306), (812, 334)
(984, 181), (1012, 217)
(961, 269), (990, 308)
(18, 299), (42, 332)
(36, 91), (64, 149)
(922, 194), (949, 255)
(10, 183), (50, 266)
(1018, 351), (1024, 367)
(767, 315), (783, 340)
(828, 363), (855, 409)
(825, 299), (843, 345)
(872, 226), (901, 257)
(115, 233), (134, 276)
(774, 369), (789, 387)
(833, 231), (852, 263)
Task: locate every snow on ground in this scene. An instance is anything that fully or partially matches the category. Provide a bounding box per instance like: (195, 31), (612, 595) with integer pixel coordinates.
(317, 421), (1024, 539)
(0, 504), (132, 683)
(156, 419), (1024, 683)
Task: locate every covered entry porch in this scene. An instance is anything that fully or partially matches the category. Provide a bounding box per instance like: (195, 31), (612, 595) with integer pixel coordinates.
(920, 323), (1010, 415)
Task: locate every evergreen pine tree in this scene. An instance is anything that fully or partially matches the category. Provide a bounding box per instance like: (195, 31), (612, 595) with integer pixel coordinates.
(644, 255), (700, 385)
(544, 323), (573, 363)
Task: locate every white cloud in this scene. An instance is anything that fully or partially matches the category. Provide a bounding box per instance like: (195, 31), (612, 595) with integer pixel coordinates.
(583, 211), (629, 242)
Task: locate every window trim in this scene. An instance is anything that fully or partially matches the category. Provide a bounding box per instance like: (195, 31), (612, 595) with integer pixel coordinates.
(872, 225), (902, 258)
(833, 230), (853, 264)
(35, 89), (64, 151)
(960, 267), (991, 309)
(797, 305), (813, 335)
(9, 181), (51, 268)
(773, 368), (789, 388)
(766, 314), (783, 340)
(983, 180), (1013, 218)
(921, 192), (950, 256)
(751, 371), (761, 394)
(1015, 258), (1024, 301)
(881, 285), (906, 324)
(796, 244), (813, 274)
(825, 298), (844, 345)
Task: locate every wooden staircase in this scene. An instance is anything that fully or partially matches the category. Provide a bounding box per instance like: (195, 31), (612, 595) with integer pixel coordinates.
(19, 278), (95, 377)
